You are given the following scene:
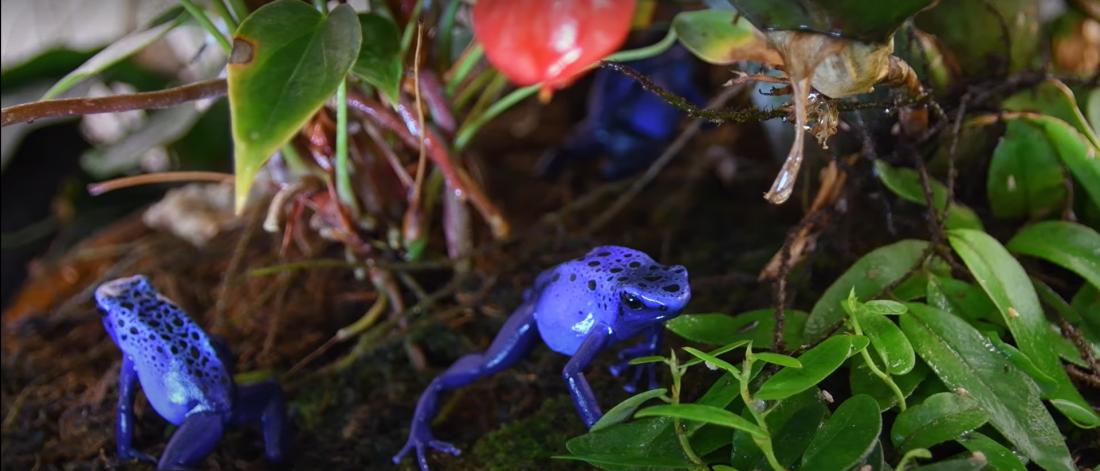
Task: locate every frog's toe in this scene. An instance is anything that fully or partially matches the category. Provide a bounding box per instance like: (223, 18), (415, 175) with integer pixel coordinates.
(608, 360), (627, 378)
(429, 440), (461, 456)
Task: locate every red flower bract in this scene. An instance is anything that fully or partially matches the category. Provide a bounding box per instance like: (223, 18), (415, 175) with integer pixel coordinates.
(473, 0), (636, 90)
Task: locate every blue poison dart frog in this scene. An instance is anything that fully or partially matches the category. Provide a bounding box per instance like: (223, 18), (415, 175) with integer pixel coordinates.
(394, 246), (691, 469)
(537, 44), (706, 179)
(94, 275), (288, 470)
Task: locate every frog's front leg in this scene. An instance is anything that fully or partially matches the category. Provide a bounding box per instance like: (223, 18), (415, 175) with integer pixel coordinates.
(157, 411), (224, 470)
(394, 303), (538, 470)
(230, 380), (289, 463)
(609, 326), (663, 393)
(564, 325), (612, 428)
(115, 357), (156, 464)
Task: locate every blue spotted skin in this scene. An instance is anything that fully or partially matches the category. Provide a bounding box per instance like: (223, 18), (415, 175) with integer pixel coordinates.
(538, 44), (706, 179)
(395, 246), (690, 470)
(95, 275), (288, 470)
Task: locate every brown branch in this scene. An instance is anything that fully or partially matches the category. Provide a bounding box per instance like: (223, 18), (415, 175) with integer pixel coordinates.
(1, 79), (227, 127)
(86, 171), (233, 195)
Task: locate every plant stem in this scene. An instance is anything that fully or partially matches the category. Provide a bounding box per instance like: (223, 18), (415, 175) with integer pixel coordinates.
(454, 83), (539, 151)
(849, 313), (908, 410)
(87, 171), (232, 195)
(210, 0), (238, 29)
(436, 0), (463, 69)
(604, 28), (678, 62)
(334, 81), (359, 215)
(740, 355), (786, 471)
(446, 44), (484, 96)
(668, 353), (706, 468)
(179, 0), (232, 53)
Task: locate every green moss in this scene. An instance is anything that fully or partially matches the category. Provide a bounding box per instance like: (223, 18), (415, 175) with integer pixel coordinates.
(466, 396), (586, 471)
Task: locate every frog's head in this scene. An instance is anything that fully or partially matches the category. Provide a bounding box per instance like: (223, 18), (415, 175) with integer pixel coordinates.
(578, 246), (691, 329)
(94, 275), (154, 320)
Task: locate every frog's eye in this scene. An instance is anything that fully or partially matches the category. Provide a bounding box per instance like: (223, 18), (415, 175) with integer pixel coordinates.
(621, 292), (645, 311)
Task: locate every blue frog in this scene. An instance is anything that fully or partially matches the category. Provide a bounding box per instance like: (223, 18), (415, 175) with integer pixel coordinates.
(394, 246), (691, 469)
(537, 44), (706, 179)
(94, 275), (289, 470)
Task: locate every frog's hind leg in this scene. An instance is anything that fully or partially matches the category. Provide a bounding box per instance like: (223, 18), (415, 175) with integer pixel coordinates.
(394, 303), (539, 467)
(230, 380), (289, 463)
(157, 412), (224, 470)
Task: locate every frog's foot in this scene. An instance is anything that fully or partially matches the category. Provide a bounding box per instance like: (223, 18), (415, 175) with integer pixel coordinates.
(609, 345), (660, 393)
(117, 448), (157, 465)
(393, 429), (461, 471)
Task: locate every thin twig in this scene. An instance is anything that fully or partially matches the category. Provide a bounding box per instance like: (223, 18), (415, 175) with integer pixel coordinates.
(2, 79), (227, 127)
(87, 171), (232, 195)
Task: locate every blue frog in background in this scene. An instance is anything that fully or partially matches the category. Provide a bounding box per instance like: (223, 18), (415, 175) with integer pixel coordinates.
(537, 43), (707, 179)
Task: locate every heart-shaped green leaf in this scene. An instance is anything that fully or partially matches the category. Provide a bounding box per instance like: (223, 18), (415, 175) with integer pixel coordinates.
(1007, 221), (1100, 289)
(901, 303), (1075, 470)
(948, 228), (1100, 428)
(671, 9), (779, 65)
(227, 0), (362, 210)
(874, 160), (983, 230)
(352, 13), (402, 103)
(804, 240), (929, 341)
(800, 394), (882, 471)
(891, 392), (989, 452)
(755, 335), (863, 400)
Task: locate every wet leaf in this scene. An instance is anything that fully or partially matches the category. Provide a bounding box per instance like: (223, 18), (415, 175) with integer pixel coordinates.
(728, 0), (935, 43)
(911, 454), (990, 471)
(874, 160), (983, 230)
(671, 9), (780, 65)
(755, 335), (864, 400)
(666, 309), (806, 349)
(804, 239), (929, 341)
(1003, 79), (1100, 149)
(1007, 221), (1100, 289)
(891, 391), (988, 452)
(856, 305), (915, 375)
(682, 347), (741, 378)
(948, 228), (1100, 428)
(987, 119), (1067, 219)
(850, 358), (929, 411)
(635, 404), (765, 437)
(956, 432), (1027, 471)
(227, 0), (362, 210)
(915, 0), (1040, 75)
(800, 394), (882, 471)
(900, 303), (1076, 470)
(592, 388), (667, 432)
(925, 276), (998, 326)
(43, 13), (185, 99)
(352, 13), (402, 103)
(986, 334), (1059, 394)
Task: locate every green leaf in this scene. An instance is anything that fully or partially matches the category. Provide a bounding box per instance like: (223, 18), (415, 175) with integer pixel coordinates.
(553, 453), (691, 468)
(635, 404), (765, 437)
(42, 13), (185, 99)
(1034, 279), (1100, 359)
(874, 160), (983, 230)
(900, 303), (1075, 470)
(682, 347), (741, 378)
(956, 432), (1027, 471)
(352, 13), (402, 103)
(227, 0), (362, 210)
(985, 333), (1060, 393)
(627, 355), (667, 366)
(856, 305), (916, 375)
(800, 394), (882, 471)
(911, 454), (990, 471)
(729, 0), (935, 43)
(671, 9), (776, 65)
(754, 352), (802, 368)
(851, 359), (929, 411)
(731, 389), (827, 469)
(1017, 114), (1100, 209)
(915, 0), (1039, 75)
(755, 335), (862, 400)
(1007, 221), (1100, 289)
(926, 276), (998, 326)
(863, 299), (908, 316)
(1003, 79), (1100, 149)
(805, 240), (929, 341)
(891, 392), (989, 452)
(987, 119), (1067, 219)
(667, 309), (806, 349)
(948, 228), (1100, 428)
(592, 388), (667, 432)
